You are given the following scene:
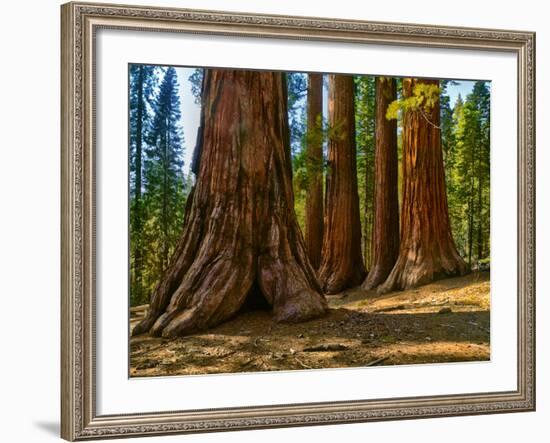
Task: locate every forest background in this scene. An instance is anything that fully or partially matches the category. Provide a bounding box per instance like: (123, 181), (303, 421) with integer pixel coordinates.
(128, 66), (490, 307)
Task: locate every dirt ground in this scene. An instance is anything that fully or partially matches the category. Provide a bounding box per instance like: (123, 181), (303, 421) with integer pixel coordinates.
(130, 271), (490, 377)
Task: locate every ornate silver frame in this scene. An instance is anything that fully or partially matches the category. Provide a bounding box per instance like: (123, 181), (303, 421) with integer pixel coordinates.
(61, 1), (536, 440)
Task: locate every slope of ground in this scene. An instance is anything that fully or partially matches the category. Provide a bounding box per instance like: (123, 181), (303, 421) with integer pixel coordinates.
(130, 271), (490, 377)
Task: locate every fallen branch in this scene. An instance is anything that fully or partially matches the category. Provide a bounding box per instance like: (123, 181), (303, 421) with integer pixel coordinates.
(365, 355), (390, 367)
(218, 349), (239, 359)
(372, 304), (408, 313)
(294, 356), (313, 369)
(303, 343), (349, 352)
(239, 358), (254, 367)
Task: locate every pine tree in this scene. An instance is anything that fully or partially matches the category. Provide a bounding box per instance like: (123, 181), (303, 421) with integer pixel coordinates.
(188, 68), (204, 104)
(440, 81), (455, 175)
(470, 82), (491, 263)
(304, 73), (324, 269)
(129, 64), (157, 305)
(143, 67), (187, 289)
(285, 73), (309, 232)
(447, 94), (468, 256)
(451, 83), (490, 266)
(287, 73), (308, 156)
(354, 76), (376, 268)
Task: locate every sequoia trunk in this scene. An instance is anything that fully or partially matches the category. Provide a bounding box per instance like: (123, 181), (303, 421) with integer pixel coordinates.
(133, 70), (326, 338)
(362, 77), (400, 290)
(378, 78), (468, 293)
(304, 73), (324, 269)
(318, 74), (366, 294)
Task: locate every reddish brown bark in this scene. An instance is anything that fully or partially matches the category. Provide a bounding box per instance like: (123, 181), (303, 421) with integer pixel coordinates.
(318, 74), (366, 294)
(362, 77), (400, 290)
(304, 73), (324, 270)
(133, 70), (326, 338)
(378, 78), (469, 294)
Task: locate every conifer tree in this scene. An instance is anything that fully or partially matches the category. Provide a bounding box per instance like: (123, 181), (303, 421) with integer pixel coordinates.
(304, 74), (324, 269)
(286, 73), (309, 231)
(354, 76), (376, 269)
(129, 64), (157, 305)
(451, 82), (491, 265)
(143, 67), (187, 281)
(379, 78), (468, 292)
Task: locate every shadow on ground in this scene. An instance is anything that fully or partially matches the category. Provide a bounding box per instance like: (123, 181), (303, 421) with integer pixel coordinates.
(130, 272), (490, 376)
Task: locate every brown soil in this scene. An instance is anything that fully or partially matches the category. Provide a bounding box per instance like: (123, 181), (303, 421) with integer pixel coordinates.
(130, 271), (490, 377)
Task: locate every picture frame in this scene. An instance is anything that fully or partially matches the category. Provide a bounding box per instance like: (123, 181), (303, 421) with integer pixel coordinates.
(60, 1), (536, 440)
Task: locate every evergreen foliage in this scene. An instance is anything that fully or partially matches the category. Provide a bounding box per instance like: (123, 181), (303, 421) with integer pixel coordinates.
(287, 72), (310, 231)
(129, 64), (158, 305)
(354, 76), (376, 268)
(446, 82), (491, 265)
(129, 66), (491, 306)
(188, 68), (204, 104)
(129, 66), (189, 306)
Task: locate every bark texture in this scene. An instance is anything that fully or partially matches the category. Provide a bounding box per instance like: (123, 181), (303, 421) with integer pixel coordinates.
(133, 70), (327, 338)
(318, 74), (366, 294)
(304, 73), (324, 270)
(378, 78), (469, 294)
(362, 77), (400, 290)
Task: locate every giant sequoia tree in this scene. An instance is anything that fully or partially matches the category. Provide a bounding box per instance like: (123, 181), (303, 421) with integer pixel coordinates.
(304, 73), (324, 269)
(362, 77), (400, 290)
(378, 78), (468, 293)
(133, 69), (326, 337)
(318, 74), (366, 294)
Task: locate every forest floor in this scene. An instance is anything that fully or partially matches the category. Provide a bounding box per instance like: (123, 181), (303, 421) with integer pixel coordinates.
(130, 271), (490, 377)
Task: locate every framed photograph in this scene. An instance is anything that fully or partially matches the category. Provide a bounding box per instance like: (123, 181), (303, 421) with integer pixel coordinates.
(61, 1), (535, 440)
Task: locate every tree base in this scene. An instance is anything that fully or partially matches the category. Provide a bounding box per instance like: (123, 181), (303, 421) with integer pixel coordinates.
(133, 272), (327, 338)
(319, 270), (366, 295)
(361, 265), (390, 291)
(377, 256), (469, 294)
(132, 70), (328, 338)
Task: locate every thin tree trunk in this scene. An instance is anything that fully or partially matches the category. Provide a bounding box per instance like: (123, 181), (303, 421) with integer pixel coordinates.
(162, 119), (169, 271)
(378, 78), (468, 293)
(362, 77), (400, 290)
(304, 73), (324, 269)
(476, 149), (483, 262)
(133, 69), (326, 338)
(467, 164), (474, 266)
(318, 74), (366, 294)
(363, 147), (374, 270)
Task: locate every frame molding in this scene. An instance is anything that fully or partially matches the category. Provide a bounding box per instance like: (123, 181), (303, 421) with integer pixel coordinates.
(61, 1), (535, 440)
